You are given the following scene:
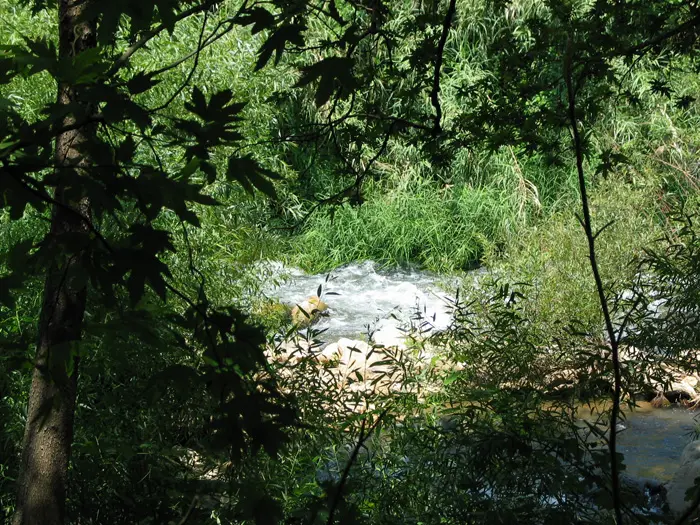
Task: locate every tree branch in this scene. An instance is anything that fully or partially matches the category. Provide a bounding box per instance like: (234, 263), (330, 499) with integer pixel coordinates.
(431, 0), (457, 134)
(624, 13), (700, 56)
(326, 408), (389, 525)
(106, 0), (224, 77)
(149, 9), (210, 114)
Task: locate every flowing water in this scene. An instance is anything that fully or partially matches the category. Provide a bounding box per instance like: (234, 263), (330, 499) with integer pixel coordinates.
(264, 260), (461, 343)
(616, 403), (699, 481)
(263, 261), (700, 482)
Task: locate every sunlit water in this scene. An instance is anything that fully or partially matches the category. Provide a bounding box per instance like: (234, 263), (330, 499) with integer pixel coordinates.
(262, 261), (699, 483)
(616, 403), (699, 481)
(263, 260), (463, 342)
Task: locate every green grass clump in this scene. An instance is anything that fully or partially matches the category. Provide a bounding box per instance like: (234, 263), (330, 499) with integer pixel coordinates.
(293, 170), (548, 271)
(289, 145), (580, 274)
(292, 180), (518, 273)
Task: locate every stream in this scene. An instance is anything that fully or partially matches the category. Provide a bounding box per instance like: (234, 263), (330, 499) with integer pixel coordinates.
(264, 261), (700, 482)
(617, 403), (698, 481)
(264, 260), (459, 342)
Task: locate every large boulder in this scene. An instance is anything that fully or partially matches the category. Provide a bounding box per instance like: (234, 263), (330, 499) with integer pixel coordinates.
(666, 440), (700, 516)
(320, 338), (402, 386)
(291, 296), (328, 327)
(372, 325), (407, 350)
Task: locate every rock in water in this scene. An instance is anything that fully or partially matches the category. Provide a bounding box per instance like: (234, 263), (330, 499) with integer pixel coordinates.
(666, 440), (700, 516)
(291, 296), (328, 327)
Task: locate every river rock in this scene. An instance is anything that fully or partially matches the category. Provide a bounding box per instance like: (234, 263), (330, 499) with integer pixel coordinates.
(321, 338), (375, 367)
(321, 337), (404, 385)
(620, 474), (666, 499)
(650, 376), (699, 405)
(372, 325), (407, 349)
(671, 377), (697, 397)
(267, 338), (317, 364)
(666, 440), (700, 516)
(291, 296), (328, 327)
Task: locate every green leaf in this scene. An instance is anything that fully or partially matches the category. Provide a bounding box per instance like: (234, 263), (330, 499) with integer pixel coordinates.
(294, 57), (356, 106)
(443, 373), (461, 386)
(676, 94), (696, 110)
(115, 136), (137, 164)
(237, 7), (276, 35)
(255, 24), (305, 71)
(178, 158), (200, 180)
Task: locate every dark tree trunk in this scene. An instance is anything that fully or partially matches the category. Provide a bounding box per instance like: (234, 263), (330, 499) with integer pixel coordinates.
(12, 1), (96, 524)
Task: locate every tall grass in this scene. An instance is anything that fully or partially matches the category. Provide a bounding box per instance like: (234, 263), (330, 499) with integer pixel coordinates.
(294, 176), (528, 272)
(289, 137), (582, 273)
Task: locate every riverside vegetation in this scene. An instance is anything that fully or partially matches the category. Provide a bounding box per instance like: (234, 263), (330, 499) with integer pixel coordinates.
(4, 0), (700, 523)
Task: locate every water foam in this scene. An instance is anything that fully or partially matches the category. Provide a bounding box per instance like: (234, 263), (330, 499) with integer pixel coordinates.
(264, 261), (455, 342)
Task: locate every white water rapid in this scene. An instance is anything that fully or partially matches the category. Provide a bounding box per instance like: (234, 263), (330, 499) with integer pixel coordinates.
(262, 260), (458, 343)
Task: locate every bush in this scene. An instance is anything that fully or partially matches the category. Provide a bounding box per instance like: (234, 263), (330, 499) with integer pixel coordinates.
(484, 177), (667, 337)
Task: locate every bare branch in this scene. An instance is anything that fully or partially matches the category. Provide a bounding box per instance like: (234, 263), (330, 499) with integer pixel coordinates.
(106, 0), (225, 77)
(149, 10), (210, 114)
(625, 13), (700, 56)
(564, 37), (624, 524)
(326, 408), (389, 525)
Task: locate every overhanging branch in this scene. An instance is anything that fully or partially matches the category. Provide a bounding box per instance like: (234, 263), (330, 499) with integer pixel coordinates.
(431, 0), (457, 135)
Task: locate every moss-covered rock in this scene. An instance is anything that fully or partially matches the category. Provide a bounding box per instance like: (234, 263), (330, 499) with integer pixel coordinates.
(253, 299), (292, 331)
(290, 296), (328, 327)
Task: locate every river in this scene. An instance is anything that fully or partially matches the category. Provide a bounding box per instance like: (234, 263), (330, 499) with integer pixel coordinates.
(616, 402), (698, 481)
(264, 261), (700, 482)
(264, 260), (460, 342)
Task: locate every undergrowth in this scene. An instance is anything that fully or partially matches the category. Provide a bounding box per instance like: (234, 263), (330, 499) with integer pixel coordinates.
(290, 147), (580, 273)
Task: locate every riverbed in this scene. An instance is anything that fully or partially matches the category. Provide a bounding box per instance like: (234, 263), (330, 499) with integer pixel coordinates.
(264, 261), (700, 481)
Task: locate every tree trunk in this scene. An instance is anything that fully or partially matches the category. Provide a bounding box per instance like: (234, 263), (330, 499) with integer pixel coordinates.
(12, 1), (96, 524)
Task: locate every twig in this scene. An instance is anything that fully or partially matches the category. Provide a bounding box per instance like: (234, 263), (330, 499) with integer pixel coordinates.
(176, 495), (199, 525)
(647, 154), (700, 191)
(149, 10), (210, 114)
(143, 16), (237, 81)
(106, 0), (223, 77)
(675, 485), (700, 524)
(326, 408), (389, 524)
(624, 14), (700, 57)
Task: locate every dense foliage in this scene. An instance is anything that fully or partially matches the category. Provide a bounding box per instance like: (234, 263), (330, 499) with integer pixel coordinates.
(3, 0), (700, 523)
